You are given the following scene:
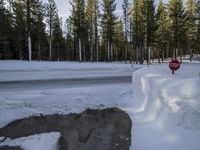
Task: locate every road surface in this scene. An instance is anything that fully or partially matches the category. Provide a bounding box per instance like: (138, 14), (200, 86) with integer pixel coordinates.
(0, 76), (132, 92)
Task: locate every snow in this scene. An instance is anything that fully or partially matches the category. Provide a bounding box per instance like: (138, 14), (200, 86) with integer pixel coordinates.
(0, 83), (132, 129)
(0, 132), (60, 150)
(0, 61), (200, 150)
(0, 60), (141, 82)
(131, 63), (200, 150)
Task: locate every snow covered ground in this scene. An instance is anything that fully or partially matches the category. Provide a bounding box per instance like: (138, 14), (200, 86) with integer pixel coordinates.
(0, 60), (141, 82)
(0, 61), (200, 150)
(0, 133), (60, 150)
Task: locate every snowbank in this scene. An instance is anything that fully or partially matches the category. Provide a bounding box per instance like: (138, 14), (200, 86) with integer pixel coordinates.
(132, 63), (200, 129)
(131, 63), (200, 150)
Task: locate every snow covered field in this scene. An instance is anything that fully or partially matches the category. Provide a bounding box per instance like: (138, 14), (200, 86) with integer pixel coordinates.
(0, 61), (200, 150)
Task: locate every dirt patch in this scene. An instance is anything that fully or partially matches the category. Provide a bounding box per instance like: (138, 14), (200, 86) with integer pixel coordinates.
(0, 108), (132, 150)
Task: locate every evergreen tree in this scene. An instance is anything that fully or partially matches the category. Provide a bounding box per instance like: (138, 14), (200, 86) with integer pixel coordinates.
(45, 0), (57, 60)
(52, 14), (63, 61)
(145, 0), (155, 64)
(94, 0), (100, 61)
(34, 5), (47, 60)
(115, 18), (125, 61)
(101, 0), (117, 62)
(130, 0), (146, 64)
(168, 0), (185, 59)
(65, 18), (74, 61)
(196, 0), (200, 59)
(155, 0), (171, 62)
(185, 0), (197, 61)
(25, 0), (32, 61)
(11, 0), (26, 60)
(14, 0), (44, 61)
(85, 0), (95, 62)
(122, 0), (129, 63)
(70, 0), (86, 62)
(0, 0), (13, 59)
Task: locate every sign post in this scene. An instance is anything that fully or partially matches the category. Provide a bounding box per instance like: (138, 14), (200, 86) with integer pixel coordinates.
(169, 59), (180, 75)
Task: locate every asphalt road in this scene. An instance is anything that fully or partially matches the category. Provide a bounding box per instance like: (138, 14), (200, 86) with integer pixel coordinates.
(0, 76), (132, 92)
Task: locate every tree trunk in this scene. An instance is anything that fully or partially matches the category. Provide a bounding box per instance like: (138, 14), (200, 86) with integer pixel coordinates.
(38, 43), (41, 61)
(148, 47), (151, 64)
(190, 48), (192, 62)
(49, 38), (52, 60)
(162, 48), (164, 63)
(79, 38), (82, 62)
(18, 36), (22, 60)
(107, 41), (110, 62)
(94, 0), (98, 62)
(28, 33), (32, 61)
(111, 42), (113, 62)
(140, 43), (144, 64)
(96, 44), (98, 62)
(57, 45), (60, 62)
(180, 48), (182, 63)
(125, 43), (128, 64)
(83, 42), (86, 62)
(158, 50), (161, 63)
(136, 46), (138, 64)
(90, 31), (93, 62)
(27, 0), (31, 61)
(49, 0), (52, 61)
(73, 38), (76, 61)
(116, 46), (118, 61)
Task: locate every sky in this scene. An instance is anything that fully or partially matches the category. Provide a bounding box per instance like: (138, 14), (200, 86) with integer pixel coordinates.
(53, 0), (168, 21)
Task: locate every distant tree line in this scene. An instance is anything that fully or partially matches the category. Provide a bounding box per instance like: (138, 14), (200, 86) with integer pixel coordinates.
(0, 0), (200, 63)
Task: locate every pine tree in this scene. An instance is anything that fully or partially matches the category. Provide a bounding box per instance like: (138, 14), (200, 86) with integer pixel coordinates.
(46, 0), (58, 60)
(34, 5), (47, 60)
(130, 0), (146, 64)
(102, 0), (117, 62)
(122, 0), (129, 63)
(155, 0), (171, 62)
(0, 0), (13, 59)
(14, 0), (44, 61)
(65, 18), (74, 61)
(85, 0), (95, 62)
(116, 18), (125, 61)
(145, 0), (155, 64)
(26, 0), (32, 61)
(185, 0), (197, 61)
(70, 0), (86, 62)
(11, 0), (26, 60)
(196, 0), (200, 60)
(52, 14), (63, 61)
(168, 0), (185, 59)
(94, 0), (100, 61)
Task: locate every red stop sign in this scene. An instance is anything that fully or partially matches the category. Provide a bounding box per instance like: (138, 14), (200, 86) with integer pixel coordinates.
(169, 60), (180, 74)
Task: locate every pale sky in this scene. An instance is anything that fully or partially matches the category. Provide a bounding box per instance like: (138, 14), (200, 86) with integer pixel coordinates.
(52, 0), (168, 21)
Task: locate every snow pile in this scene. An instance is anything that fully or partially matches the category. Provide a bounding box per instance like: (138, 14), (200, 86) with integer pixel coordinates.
(0, 132), (60, 150)
(132, 63), (200, 130)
